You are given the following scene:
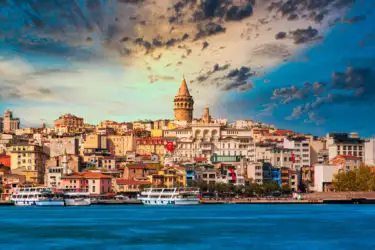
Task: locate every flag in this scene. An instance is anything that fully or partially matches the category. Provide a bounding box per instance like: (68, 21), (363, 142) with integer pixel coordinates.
(292, 153), (295, 163)
(166, 141), (174, 152)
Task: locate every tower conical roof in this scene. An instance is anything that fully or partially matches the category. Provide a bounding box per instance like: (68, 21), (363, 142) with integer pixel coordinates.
(177, 73), (191, 97)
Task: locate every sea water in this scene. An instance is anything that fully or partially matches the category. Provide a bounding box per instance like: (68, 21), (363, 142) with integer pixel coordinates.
(1, 204), (375, 249)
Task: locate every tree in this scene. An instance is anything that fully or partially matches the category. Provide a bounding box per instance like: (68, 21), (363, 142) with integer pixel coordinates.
(282, 184), (292, 194)
(263, 181), (280, 195)
(333, 166), (375, 192)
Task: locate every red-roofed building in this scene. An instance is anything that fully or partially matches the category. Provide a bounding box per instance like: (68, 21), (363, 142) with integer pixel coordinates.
(274, 129), (294, 136)
(135, 137), (165, 158)
(114, 179), (151, 194)
(123, 164), (158, 180)
(60, 172), (112, 195)
(0, 154), (11, 167)
(330, 155), (362, 172)
(194, 157), (208, 163)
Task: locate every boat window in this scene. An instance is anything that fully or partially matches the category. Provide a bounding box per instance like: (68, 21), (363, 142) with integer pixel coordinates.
(22, 195), (28, 198)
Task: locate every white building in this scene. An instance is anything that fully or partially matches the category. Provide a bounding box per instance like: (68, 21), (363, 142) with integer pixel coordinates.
(234, 120), (254, 129)
(46, 152), (72, 188)
(246, 162), (272, 184)
(49, 137), (79, 157)
(283, 137), (311, 169)
(314, 164), (339, 192)
(365, 137), (375, 166)
(163, 123), (255, 163)
(326, 132), (365, 161)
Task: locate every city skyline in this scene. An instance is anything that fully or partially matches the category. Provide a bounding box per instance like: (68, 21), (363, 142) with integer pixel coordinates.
(0, 0), (375, 136)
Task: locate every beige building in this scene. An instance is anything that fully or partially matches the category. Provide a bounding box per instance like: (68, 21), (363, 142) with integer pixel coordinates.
(163, 123), (255, 163)
(174, 74), (194, 122)
(108, 135), (135, 156)
(83, 134), (107, 154)
(326, 132), (365, 161)
(310, 138), (327, 164)
(54, 113), (84, 133)
(45, 153), (77, 187)
(10, 144), (48, 184)
(49, 137), (79, 157)
(84, 155), (116, 171)
(2, 110), (20, 134)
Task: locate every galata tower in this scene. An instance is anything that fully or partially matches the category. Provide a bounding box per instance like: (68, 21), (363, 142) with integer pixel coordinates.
(174, 73), (194, 122)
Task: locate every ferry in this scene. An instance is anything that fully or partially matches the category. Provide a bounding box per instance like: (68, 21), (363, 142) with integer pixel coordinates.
(35, 190), (65, 206)
(137, 187), (201, 205)
(64, 192), (91, 206)
(10, 187), (64, 206)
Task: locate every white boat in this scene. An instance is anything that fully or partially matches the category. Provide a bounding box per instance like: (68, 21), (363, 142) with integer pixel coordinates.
(138, 187), (201, 206)
(35, 191), (65, 206)
(64, 192), (91, 206)
(10, 187), (64, 206)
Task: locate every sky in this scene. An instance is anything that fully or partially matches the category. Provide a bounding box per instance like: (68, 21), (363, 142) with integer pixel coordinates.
(0, 0), (375, 136)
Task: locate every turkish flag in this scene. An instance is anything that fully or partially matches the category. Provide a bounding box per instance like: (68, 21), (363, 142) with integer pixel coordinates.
(166, 142), (174, 152)
(292, 153), (295, 163)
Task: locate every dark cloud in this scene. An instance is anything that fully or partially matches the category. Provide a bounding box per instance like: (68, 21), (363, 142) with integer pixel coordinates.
(38, 87), (52, 94)
(275, 32), (287, 40)
(342, 15), (366, 24)
(275, 66), (375, 123)
(290, 26), (319, 44)
(226, 4), (253, 21)
(202, 41), (209, 50)
(272, 82), (325, 104)
(195, 22), (226, 40)
(221, 66), (254, 92)
(195, 63), (230, 83)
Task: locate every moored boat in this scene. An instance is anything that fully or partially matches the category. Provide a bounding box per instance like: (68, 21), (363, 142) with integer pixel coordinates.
(137, 187), (201, 206)
(35, 190), (65, 206)
(64, 192), (91, 206)
(10, 187), (64, 206)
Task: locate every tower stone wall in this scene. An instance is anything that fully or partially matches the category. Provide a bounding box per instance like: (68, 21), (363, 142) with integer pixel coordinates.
(174, 74), (194, 122)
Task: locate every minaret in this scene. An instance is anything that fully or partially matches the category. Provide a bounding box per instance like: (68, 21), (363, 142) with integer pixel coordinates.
(174, 73), (194, 122)
(62, 149), (69, 175)
(202, 107), (211, 124)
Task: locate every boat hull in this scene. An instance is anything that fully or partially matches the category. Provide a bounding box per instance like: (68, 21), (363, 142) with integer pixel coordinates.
(139, 198), (200, 206)
(35, 200), (65, 206)
(13, 200), (37, 206)
(64, 198), (91, 206)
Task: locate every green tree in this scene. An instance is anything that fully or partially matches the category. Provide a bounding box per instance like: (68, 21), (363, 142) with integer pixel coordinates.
(333, 166), (375, 192)
(263, 181), (280, 195)
(282, 184), (292, 194)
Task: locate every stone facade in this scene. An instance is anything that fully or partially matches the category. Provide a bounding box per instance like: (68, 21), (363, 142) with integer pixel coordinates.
(163, 123), (254, 163)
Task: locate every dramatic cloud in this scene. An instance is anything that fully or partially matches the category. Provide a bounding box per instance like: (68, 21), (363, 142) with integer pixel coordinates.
(274, 66), (375, 123)
(0, 0), (362, 126)
(221, 67), (254, 92)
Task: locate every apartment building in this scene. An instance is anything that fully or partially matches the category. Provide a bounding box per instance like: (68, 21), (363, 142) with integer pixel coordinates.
(9, 144), (48, 184)
(326, 132), (365, 161)
(283, 137), (311, 169)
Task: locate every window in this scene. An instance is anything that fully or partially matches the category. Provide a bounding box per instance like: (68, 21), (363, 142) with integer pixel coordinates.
(92, 186), (95, 192)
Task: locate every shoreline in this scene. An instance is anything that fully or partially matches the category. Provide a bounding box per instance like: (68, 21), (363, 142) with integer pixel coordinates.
(3, 198), (375, 206)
